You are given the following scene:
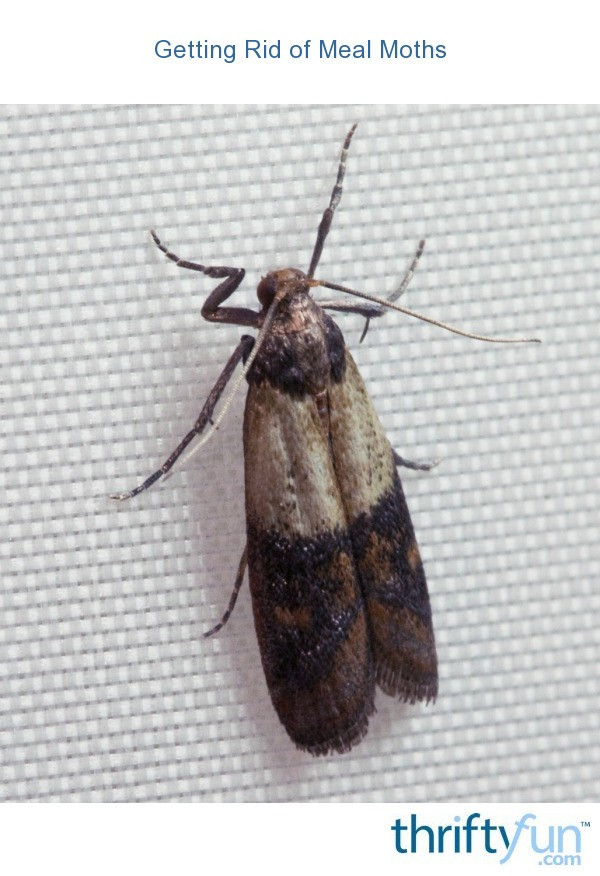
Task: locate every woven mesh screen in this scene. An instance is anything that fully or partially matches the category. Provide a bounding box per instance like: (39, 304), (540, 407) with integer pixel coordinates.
(1, 105), (599, 801)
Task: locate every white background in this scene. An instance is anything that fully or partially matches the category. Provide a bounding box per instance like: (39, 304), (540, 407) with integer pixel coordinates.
(1, 803), (599, 874)
(2, 0), (599, 102)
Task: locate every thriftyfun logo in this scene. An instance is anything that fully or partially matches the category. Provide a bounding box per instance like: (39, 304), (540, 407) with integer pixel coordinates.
(391, 813), (585, 865)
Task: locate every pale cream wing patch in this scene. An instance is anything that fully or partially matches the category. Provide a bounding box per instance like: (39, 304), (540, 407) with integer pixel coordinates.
(327, 350), (397, 522)
(243, 381), (347, 538)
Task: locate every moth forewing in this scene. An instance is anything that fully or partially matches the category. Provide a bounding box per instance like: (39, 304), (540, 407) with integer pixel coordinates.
(242, 304), (377, 755)
(328, 352), (437, 703)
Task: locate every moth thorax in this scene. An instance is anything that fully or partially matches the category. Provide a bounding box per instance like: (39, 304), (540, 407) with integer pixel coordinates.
(257, 268), (310, 308)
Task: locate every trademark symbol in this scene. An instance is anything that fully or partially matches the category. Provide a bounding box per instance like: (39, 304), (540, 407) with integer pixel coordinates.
(580, 820), (590, 827)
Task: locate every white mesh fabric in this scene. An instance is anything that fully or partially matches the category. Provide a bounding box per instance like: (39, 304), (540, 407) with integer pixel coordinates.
(1, 104), (599, 801)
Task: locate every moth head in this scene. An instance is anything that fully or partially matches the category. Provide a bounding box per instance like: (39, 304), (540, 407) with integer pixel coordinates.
(257, 268), (312, 308)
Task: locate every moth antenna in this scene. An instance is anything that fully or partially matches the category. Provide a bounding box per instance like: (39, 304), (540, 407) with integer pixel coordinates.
(314, 280), (541, 344)
(308, 123), (358, 278)
(163, 296), (282, 478)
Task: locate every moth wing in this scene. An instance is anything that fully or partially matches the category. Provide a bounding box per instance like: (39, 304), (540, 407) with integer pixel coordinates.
(328, 350), (438, 703)
(243, 381), (375, 755)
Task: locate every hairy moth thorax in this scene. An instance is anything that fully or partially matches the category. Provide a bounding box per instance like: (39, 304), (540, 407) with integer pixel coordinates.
(250, 270), (346, 398)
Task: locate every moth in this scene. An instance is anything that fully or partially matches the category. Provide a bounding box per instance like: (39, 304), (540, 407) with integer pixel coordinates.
(112, 125), (538, 755)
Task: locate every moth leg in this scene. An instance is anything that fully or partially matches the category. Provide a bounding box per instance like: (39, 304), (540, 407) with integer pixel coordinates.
(308, 123), (357, 278)
(151, 230), (261, 328)
(358, 239), (425, 341)
(320, 300), (383, 317)
(203, 546), (248, 638)
(393, 449), (441, 472)
(110, 335), (255, 500)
